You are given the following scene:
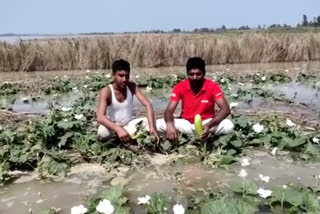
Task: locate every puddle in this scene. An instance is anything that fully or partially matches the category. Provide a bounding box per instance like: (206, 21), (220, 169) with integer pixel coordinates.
(0, 151), (319, 214)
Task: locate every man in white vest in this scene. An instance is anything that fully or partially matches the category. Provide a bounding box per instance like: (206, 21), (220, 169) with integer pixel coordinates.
(96, 59), (158, 143)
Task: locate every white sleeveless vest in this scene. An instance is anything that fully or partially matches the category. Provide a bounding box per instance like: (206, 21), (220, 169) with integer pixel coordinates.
(107, 84), (133, 125)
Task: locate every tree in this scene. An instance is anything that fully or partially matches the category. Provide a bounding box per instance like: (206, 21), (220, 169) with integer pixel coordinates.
(173, 28), (181, 33)
(302, 14), (308, 26)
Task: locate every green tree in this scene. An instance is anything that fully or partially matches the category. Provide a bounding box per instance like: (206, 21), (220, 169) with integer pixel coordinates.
(302, 14), (308, 26)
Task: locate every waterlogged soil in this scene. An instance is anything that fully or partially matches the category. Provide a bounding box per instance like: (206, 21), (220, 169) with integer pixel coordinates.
(3, 80), (319, 122)
(1, 62), (320, 213)
(0, 151), (320, 214)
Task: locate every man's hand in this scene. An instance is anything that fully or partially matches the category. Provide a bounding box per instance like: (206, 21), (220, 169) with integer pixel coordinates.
(149, 128), (159, 138)
(166, 123), (178, 141)
(116, 127), (131, 143)
(201, 124), (211, 139)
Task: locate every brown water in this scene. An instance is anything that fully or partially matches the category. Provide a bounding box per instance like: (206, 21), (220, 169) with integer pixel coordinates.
(1, 151), (319, 214)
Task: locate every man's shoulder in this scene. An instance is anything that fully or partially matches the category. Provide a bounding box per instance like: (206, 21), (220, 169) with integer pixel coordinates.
(174, 79), (188, 88)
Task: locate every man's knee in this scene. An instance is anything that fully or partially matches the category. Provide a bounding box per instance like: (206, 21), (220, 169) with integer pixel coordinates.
(156, 118), (166, 132)
(97, 125), (111, 139)
(220, 119), (234, 134)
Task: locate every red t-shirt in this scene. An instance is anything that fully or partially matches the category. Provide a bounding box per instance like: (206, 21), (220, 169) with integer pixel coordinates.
(170, 78), (224, 123)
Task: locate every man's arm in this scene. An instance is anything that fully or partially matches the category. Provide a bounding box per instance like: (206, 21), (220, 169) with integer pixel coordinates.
(164, 100), (179, 141)
(203, 97), (230, 133)
(132, 83), (158, 136)
(96, 87), (131, 143)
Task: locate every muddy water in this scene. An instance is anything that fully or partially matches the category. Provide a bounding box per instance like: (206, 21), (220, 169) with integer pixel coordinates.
(4, 81), (319, 123)
(0, 151), (319, 214)
(1, 62), (320, 213)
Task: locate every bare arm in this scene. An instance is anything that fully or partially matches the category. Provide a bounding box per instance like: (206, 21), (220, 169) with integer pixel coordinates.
(205, 97), (231, 129)
(133, 83), (158, 135)
(96, 87), (131, 142)
(164, 100), (179, 141)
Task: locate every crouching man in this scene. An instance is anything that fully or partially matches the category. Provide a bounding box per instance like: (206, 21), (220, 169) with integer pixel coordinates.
(97, 59), (158, 143)
(157, 57), (234, 141)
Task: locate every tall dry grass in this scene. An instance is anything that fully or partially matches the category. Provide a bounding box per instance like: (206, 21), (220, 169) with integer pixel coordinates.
(0, 33), (320, 72)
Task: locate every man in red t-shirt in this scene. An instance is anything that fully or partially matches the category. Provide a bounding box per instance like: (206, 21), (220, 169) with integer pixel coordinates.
(157, 57), (234, 141)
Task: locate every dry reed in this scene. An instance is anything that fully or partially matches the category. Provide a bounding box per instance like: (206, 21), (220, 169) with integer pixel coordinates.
(0, 32), (320, 72)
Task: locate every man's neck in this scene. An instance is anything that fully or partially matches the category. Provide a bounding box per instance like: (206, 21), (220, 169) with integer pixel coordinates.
(112, 83), (126, 93)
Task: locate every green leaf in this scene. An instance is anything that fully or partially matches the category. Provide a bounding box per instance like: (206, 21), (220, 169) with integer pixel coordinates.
(37, 155), (70, 178)
(39, 208), (57, 214)
(301, 192), (320, 212)
(271, 185), (303, 207)
(201, 198), (238, 214)
(231, 181), (258, 196)
(305, 142), (320, 156)
(230, 140), (242, 148)
(102, 185), (127, 205)
(58, 132), (73, 148)
(146, 192), (169, 214)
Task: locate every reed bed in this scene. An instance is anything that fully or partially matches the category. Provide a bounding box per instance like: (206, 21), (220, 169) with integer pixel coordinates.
(0, 32), (320, 72)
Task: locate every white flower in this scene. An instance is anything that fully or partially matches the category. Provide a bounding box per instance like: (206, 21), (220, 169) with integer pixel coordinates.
(252, 123), (264, 133)
(74, 114), (84, 120)
(271, 147), (278, 156)
(220, 78), (225, 83)
(135, 75), (140, 79)
(238, 169), (248, 178)
(312, 137), (319, 143)
(231, 93), (238, 98)
(72, 87), (78, 91)
(55, 76), (59, 79)
(229, 102), (238, 109)
(53, 93), (58, 97)
(286, 119), (295, 127)
(63, 75), (68, 78)
(173, 204), (185, 214)
(257, 188), (272, 198)
(63, 119), (68, 122)
(241, 158), (250, 167)
(71, 205), (88, 214)
(256, 73), (260, 76)
(146, 86), (152, 92)
(238, 82), (245, 86)
(261, 76), (267, 81)
(173, 74), (178, 79)
(83, 85), (88, 89)
(226, 68), (230, 71)
(86, 70), (91, 73)
(259, 174), (270, 183)
(282, 185), (287, 189)
(96, 199), (114, 214)
(105, 74), (111, 78)
(137, 195), (151, 205)
(22, 97), (29, 102)
(61, 107), (72, 112)
(284, 69), (289, 72)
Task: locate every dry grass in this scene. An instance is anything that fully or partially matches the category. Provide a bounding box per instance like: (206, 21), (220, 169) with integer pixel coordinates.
(1, 33), (320, 72)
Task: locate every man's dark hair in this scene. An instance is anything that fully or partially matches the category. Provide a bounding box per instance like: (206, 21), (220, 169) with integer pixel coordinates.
(112, 59), (130, 73)
(186, 57), (206, 74)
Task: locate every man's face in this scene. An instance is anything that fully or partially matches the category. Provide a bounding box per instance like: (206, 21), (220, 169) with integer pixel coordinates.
(113, 70), (130, 88)
(187, 68), (204, 86)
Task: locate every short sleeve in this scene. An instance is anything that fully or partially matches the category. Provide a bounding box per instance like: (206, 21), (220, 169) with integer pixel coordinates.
(212, 82), (224, 101)
(170, 84), (181, 102)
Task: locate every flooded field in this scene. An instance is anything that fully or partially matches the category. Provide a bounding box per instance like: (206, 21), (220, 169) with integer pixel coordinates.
(1, 62), (320, 213)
